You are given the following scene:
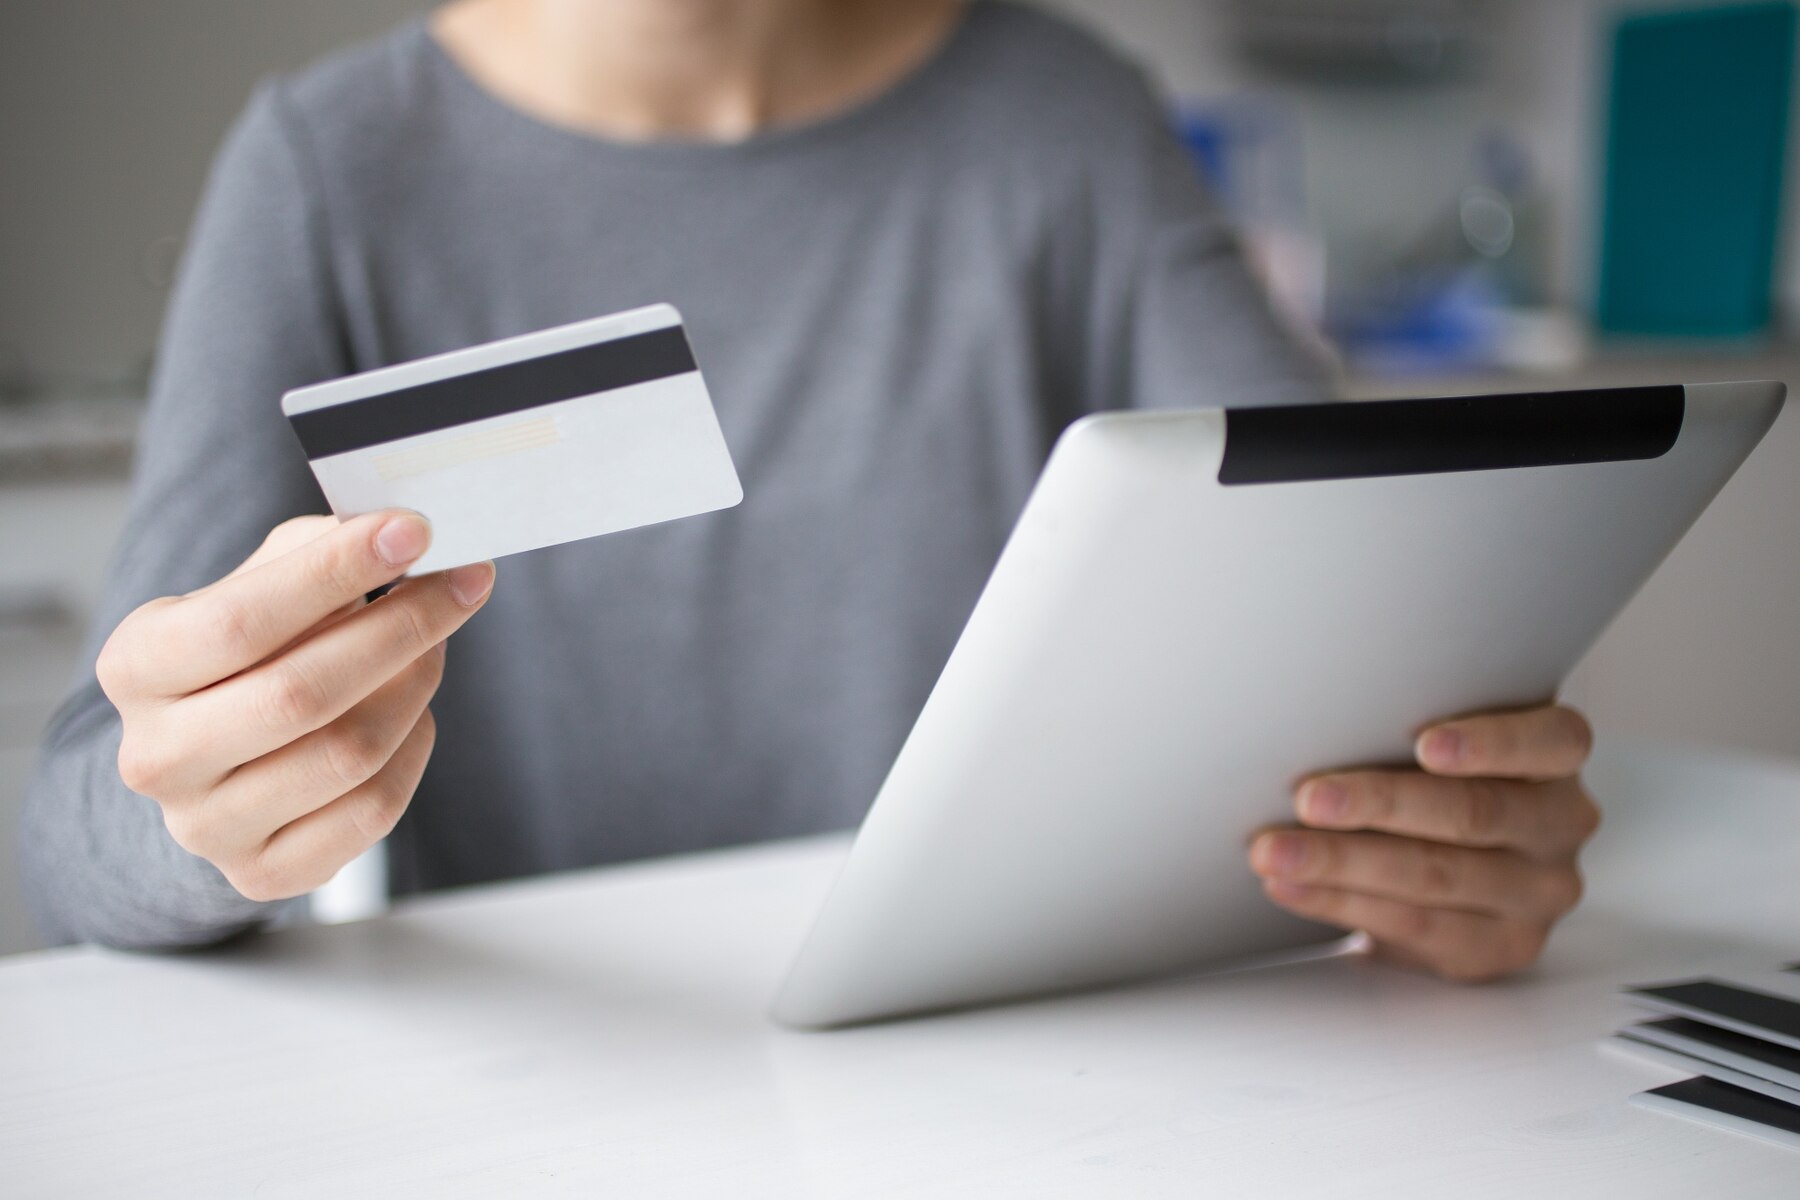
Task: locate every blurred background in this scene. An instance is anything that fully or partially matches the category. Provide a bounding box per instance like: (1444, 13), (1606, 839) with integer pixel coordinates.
(3, 0), (1798, 953)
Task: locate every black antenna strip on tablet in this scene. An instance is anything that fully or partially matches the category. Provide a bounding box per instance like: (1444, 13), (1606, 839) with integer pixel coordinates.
(1218, 386), (1685, 485)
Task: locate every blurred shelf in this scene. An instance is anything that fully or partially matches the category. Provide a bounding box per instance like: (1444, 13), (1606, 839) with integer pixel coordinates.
(1344, 345), (1800, 400)
(0, 396), (141, 482)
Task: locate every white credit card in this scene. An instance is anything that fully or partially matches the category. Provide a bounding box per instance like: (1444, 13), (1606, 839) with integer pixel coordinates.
(281, 304), (742, 575)
(1624, 977), (1800, 1053)
(1608, 1028), (1800, 1107)
(1631, 1076), (1800, 1153)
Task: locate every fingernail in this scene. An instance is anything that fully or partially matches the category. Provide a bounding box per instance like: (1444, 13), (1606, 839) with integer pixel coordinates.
(1254, 833), (1309, 877)
(1419, 728), (1466, 770)
(375, 513), (431, 565)
(1300, 780), (1349, 823)
(447, 561), (495, 607)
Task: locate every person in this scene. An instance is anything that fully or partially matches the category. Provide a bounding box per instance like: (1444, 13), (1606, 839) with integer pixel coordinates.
(22, 0), (1598, 983)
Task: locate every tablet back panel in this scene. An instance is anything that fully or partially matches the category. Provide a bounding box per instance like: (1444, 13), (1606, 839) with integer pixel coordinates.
(773, 382), (1784, 1028)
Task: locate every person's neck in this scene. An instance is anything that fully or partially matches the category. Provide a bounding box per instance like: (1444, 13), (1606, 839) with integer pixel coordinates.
(432, 0), (964, 142)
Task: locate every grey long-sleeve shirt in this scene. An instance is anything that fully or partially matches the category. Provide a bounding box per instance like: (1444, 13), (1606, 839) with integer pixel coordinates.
(22, 1), (1323, 949)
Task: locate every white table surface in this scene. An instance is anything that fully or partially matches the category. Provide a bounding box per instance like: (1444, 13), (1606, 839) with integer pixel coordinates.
(5, 740), (1799, 1198)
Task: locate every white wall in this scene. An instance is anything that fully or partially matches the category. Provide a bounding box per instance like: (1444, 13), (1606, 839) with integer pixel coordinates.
(0, 0), (428, 392)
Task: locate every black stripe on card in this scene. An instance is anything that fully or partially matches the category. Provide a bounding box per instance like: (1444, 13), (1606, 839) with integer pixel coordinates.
(1645, 1076), (1800, 1137)
(1217, 386), (1684, 485)
(288, 325), (698, 460)
(1632, 980), (1800, 1043)
(1639, 1018), (1800, 1078)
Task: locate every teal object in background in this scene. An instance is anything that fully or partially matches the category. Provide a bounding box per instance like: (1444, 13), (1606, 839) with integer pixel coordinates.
(1597, 2), (1796, 337)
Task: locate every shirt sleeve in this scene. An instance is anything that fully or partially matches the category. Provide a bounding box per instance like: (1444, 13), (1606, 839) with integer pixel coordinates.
(1066, 71), (1333, 415)
(1129, 126), (1332, 410)
(21, 82), (348, 949)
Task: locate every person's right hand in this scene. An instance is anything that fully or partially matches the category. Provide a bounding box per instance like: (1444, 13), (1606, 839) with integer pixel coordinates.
(96, 511), (494, 903)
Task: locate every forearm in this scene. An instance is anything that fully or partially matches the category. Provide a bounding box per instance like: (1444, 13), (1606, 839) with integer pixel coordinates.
(21, 683), (287, 949)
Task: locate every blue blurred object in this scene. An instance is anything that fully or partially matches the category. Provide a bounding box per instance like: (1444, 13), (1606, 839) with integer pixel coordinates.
(1173, 98), (1326, 333)
(1172, 99), (1303, 221)
(1329, 267), (1507, 376)
(1177, 115), (1233, 201)
(1322, 131), (1552, 374)
(1596, 2), (1796, 338)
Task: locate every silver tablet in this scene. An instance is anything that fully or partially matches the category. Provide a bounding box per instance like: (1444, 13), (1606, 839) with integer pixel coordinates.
(773, 382), (1785, 1029)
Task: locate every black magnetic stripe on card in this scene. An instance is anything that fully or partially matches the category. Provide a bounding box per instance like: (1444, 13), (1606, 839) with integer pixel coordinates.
(1645, 1076), (1800, 1137)
(1217, 385), (1684, 485)
(1642, 1017), (1800, 1076)
(289, 325), (698, 460)
(1632, 980), (1800, 1044)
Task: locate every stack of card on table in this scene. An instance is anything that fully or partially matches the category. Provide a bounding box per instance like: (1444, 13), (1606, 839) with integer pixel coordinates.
(1614, 966), (1800, 1151)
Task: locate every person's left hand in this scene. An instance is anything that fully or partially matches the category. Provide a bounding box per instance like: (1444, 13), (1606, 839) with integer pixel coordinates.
(1248, 704), (1600, 982)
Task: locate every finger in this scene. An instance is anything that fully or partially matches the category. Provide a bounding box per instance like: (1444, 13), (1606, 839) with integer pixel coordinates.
(145, 645), (443, 850)
(1295, 771), (1600, 858)
(176, 564), (492, 771)
(1249, 830), (1579, 920)
(107, 518), (359, 708)
(1415, 705), (1593, 781)
(215, 515), (342, 583)
(225, 707), (436, 903)
(219, 519), (368, 649)
(1260, 880), (1547, 983)
(209, 644), (444, 846)
(120, 510), (433, 696)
